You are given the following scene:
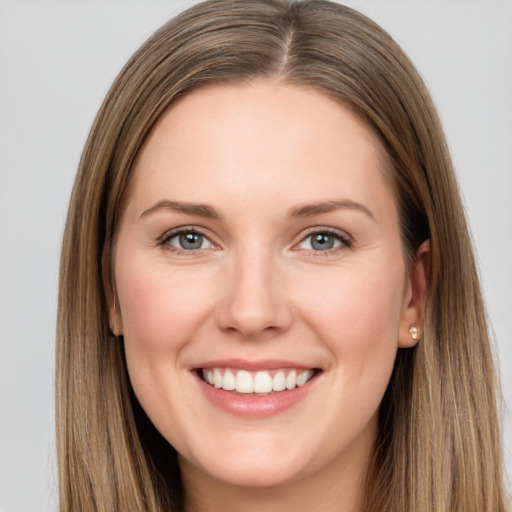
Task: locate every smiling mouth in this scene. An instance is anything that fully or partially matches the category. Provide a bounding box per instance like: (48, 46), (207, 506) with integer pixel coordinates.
(199, 367), (320, 395)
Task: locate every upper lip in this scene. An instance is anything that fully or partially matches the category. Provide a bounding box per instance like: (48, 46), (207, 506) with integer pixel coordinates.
(190, 358), (319, 371)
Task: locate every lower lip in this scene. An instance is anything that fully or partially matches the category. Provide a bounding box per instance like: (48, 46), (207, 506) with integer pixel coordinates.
(194, 372), (319, 418)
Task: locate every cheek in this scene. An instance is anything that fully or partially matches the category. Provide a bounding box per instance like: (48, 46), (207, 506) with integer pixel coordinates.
(116, 259), (217, 352)
(294, 259), (405, 371)
(114, 257), (220, 442)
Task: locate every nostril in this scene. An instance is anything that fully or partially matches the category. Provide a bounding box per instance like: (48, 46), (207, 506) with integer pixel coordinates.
(216, 294), (294, 338)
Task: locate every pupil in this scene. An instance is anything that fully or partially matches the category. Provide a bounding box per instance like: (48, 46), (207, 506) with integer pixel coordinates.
(312, 233), (334, 250)
(179, 232), (203, 250)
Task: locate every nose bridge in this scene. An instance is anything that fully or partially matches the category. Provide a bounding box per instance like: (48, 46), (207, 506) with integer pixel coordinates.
(217, 241), (292, 337)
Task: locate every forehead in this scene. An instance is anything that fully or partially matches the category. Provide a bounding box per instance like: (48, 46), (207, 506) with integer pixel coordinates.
(126, 81), (394, 217)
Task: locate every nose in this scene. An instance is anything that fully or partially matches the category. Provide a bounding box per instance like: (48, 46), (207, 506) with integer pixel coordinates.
(216, 248), (293, 339)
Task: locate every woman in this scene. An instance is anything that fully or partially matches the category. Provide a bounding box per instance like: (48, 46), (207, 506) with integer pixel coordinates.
(56, 0), (509, 510)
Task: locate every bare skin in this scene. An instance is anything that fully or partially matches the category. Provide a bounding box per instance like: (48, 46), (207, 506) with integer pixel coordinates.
(109, 81), (428, 512)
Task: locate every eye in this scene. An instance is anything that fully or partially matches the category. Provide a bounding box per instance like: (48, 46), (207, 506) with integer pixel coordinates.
(296, 230), (352, 252)
(161, 229), (215, 252)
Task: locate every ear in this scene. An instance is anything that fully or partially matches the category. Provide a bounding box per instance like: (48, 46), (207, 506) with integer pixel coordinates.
(398, 240), (430, 348)
(102, 246), (123, 336)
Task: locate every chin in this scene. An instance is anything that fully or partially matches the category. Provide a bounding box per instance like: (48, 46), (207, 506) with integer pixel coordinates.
(184, 454), (308, 489)
(177, 430), (316, 489)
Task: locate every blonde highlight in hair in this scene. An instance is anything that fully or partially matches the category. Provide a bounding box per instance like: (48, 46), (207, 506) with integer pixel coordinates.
(57, 1), (509, 510)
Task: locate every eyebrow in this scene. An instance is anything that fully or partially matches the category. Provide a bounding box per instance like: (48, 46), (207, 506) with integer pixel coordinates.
(140, 200), (220, 219)
(140, 198), (375, 222)
(288, 200), (375, 221)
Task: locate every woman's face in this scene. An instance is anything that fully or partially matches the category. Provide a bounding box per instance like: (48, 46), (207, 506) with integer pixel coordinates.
(110, 82), (426, 491)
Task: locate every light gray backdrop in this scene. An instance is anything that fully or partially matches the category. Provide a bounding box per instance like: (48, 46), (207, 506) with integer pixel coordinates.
(1, 1), (511, 510)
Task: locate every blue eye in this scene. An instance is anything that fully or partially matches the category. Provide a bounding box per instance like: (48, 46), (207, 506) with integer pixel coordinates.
(297, 231), (350, 252)
(163, 230), (213, 251)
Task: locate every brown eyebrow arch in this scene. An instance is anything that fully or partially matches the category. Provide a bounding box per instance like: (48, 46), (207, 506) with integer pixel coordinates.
(140, 200), (220, 219)
(288, 200), (375, 221)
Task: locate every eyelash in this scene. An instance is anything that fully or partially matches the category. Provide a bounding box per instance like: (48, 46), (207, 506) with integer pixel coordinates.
(296, 228), (353, 256)
(158, 227), (353, 256)
(158, 227), (215, 256)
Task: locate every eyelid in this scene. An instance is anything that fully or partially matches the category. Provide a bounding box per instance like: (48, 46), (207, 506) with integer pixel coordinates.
(158, 225), (219, 253)
(156, 225), (353, 255)
(292, 227), (353, 252)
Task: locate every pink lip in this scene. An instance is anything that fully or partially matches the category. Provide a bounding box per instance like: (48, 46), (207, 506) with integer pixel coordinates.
(191, 363), (320, 418)
(191, 358), (315, 371)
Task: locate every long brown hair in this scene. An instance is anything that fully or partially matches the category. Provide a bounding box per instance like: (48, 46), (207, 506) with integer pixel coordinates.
(57, 1), (509, 510)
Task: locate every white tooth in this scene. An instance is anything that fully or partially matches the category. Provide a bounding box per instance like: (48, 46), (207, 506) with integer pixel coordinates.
(253, 371), (273, 393)
(223, 370), (236, 391)
(297, 370), (313, 387)
(214, 368), (222, 388)
(236, 370), (254, 393)
(272, 370), (286, 391)
(207, 370), (214, 385)
(286, 370), (297, 390)
(202, 369), (208, 382)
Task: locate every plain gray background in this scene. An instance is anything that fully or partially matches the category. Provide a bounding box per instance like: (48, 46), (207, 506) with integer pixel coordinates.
(1, 1), (511, 510)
